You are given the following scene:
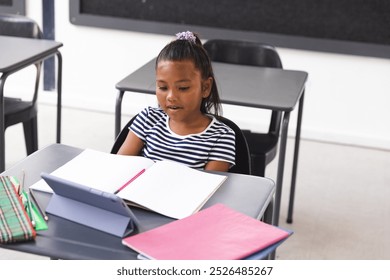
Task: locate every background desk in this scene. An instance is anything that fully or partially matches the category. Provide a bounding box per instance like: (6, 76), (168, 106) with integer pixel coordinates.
(0, 35), (63, 172)
(115, 58), (308, 225)
(1, 143), (275, 260)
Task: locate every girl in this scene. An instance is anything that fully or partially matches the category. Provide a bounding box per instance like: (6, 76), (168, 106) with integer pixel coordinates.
(118, 31), (235, 172)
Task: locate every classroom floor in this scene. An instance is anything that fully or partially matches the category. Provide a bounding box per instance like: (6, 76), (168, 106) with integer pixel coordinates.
(1, 103), (389, 260)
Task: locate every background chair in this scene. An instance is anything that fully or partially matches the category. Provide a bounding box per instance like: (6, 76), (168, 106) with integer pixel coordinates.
(111, 114), (252, 175)
(0, 13), (43, 155)
(203, 39), (283, 177)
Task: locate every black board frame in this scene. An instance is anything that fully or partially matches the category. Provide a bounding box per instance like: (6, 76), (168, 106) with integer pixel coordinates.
(69, 0), (390, 59)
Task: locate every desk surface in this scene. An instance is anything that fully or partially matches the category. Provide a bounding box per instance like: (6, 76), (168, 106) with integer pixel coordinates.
(1, 144), (275, 260)
(116, 58), (308, 112)
(0, 35), (63, 73)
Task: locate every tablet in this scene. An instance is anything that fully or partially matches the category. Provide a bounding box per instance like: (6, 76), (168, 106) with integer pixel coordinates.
(41, 172), (138, 237)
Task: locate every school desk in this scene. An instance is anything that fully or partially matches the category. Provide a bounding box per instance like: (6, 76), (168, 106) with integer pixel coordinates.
(114, 58), (308, 225)
(0, 143), (277, 260)
(0, 35), (63, 172)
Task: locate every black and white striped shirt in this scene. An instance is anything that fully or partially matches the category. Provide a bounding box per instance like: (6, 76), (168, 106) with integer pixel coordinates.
(130, 107), (236, 170)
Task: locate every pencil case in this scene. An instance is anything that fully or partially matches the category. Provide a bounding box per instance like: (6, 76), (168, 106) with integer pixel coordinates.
(0, 176), (36, 243)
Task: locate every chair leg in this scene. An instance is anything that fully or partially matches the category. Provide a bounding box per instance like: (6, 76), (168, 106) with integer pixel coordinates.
(23, 117), (38, 155)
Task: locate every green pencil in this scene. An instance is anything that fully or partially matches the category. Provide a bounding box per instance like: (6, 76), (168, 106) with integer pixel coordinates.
(26, 191), (36, 228)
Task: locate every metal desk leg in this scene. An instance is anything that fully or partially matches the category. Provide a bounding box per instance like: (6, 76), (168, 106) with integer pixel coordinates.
(287, 91), (305, 223)
(262, 199), (276, 259)
(56, 51), (62, 143)
(115, 90), (125, 137)
(263, 198), (274, 225)
(0, 75), (8, 172)
(272, 111), (290, 226)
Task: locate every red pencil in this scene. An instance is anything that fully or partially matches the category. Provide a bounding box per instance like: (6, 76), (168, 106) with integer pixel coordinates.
(114, 169), (146, 194)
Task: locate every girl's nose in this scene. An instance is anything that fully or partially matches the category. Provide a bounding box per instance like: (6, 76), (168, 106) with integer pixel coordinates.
(167, 89), (177, 101)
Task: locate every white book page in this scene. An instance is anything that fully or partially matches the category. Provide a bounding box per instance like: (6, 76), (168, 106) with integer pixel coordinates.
(29, 149), (154, 193)
(118, 160), (227, 219)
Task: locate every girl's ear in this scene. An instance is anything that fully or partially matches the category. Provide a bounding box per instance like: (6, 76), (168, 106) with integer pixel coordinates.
(202, 77), (213, 98)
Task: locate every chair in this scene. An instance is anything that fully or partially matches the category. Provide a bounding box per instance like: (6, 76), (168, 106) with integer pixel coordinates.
(111, 115), (138, 155)
(111, 114), (252, 175)
(203, 39), (283, 177)
(216, 116), (251, 175)
(0, 13), (43, 155)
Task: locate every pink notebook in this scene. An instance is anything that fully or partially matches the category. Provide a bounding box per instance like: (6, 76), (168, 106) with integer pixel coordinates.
(122, 203), (290, 260)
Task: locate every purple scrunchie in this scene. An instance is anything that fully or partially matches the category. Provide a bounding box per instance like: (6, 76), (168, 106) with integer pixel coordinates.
(175, 31), (196, 43)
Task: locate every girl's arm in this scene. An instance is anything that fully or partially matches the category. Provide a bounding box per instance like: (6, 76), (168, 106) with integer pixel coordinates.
(204, 160), (230, 172)
(117, 130), (144, 156)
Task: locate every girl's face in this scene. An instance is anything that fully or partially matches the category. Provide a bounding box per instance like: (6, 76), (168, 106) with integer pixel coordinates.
(156, 60), (212, 123)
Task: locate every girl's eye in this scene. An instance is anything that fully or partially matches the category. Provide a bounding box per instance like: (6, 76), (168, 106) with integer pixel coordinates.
(158, 86), (167, 91)
(179, 86), (190, 91)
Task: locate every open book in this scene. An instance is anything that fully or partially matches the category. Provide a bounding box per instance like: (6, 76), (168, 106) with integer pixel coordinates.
(30, 149), (227, 219)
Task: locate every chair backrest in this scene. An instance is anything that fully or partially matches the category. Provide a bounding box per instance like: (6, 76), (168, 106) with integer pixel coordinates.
(0, 13), (43, 39)
(203, 39), (283, 136)
(217, 116), (251, 175)
(111, 115), (138, 154)
(111, 115), (251, 175)
(204, 39), (282, 68)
